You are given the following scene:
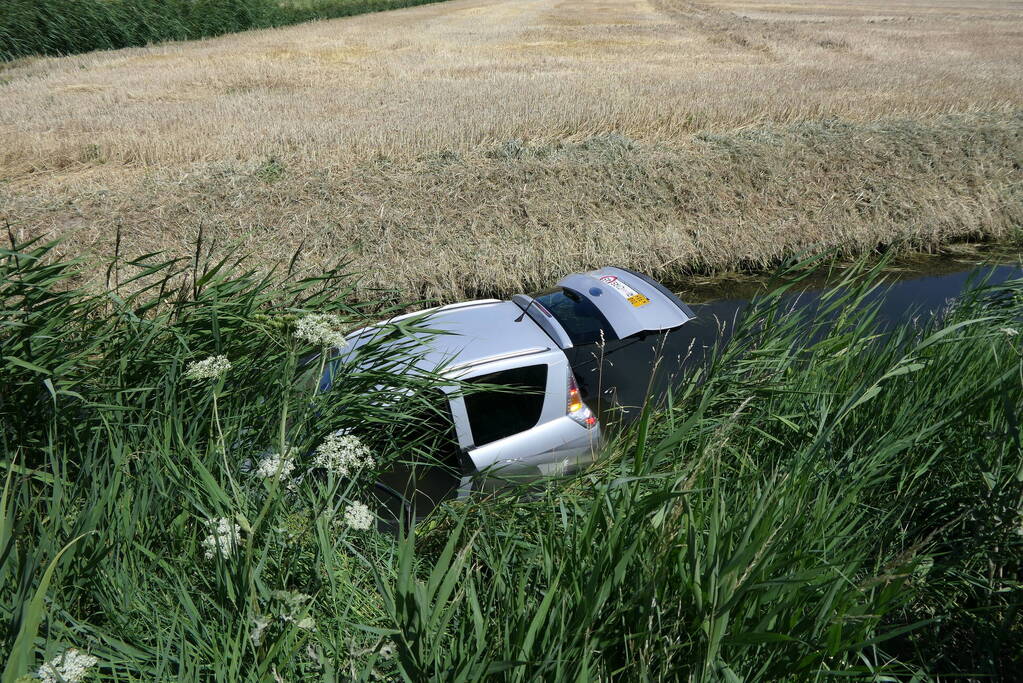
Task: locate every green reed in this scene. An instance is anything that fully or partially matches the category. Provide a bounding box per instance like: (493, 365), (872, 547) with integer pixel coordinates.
(1, 241), (1020, 680)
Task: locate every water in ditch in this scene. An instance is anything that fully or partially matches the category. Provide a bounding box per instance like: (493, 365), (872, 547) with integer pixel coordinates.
(571, 245), (1023, 428)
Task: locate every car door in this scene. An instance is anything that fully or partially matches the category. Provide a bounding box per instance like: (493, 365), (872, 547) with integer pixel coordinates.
(447, 355), (572, 475)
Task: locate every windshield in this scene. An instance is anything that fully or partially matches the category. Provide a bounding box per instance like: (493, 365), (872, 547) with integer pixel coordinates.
(532, 287), (619, 346)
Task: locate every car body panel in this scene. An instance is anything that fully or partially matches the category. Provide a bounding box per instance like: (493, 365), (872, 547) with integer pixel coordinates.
(341, 299), (556, 375)
(443, 346), (599, 472)
(465, 416), (602, 474)
(441, 347), (568, 454)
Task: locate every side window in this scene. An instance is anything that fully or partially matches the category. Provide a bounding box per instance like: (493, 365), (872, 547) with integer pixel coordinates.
(464, 364), (548, 446)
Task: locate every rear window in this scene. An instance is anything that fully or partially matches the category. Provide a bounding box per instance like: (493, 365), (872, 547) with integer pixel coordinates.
(533, 287), (619, 346)
(464, 364), (548, 446)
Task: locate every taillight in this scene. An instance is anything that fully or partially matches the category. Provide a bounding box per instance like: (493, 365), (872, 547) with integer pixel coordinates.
(567, 374), (597, 428)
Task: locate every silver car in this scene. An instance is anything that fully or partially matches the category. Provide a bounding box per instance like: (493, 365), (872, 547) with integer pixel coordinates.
(337, 267), (696, 515)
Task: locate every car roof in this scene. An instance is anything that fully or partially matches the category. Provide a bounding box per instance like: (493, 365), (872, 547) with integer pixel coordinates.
(343, 299), (558, 375)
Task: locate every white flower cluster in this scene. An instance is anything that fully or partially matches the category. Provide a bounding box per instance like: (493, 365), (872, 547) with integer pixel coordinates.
(37, 649), (98, 683)
(1001, 327), (1019, 337)
(202, 517), (242, 560)
(313, 433), (375, 477)
(255, 450), (296, 482)
(294, 313), (348, 348)
(184, 355), (232, 381)
(343, 501), (374, 531)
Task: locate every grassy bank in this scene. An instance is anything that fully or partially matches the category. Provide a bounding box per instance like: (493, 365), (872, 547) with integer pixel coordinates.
(0, 0), (449, 61)
(4, 113), (1021, 301)
(2, 241), (1021, 679)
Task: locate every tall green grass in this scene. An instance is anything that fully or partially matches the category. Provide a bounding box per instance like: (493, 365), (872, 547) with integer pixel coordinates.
(0, 0), (448, 61)
(1, 241), (1021, 680)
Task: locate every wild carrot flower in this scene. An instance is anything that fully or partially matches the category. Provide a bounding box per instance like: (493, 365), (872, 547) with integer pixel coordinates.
(184, 355), (232, 381)
(202, 517), (242, 560)
(255, 450), (296, 482)
(343, 501), (374, 530)
(313, 433), (375, 477)
(37, 649), (98, 683)
(295, 313), (348, 347)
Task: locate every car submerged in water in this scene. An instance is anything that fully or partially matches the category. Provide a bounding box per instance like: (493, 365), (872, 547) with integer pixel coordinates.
(327, 267), (697, 520)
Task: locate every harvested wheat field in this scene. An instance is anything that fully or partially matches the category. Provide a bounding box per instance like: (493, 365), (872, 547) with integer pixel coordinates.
(1, 0), (1022, 299)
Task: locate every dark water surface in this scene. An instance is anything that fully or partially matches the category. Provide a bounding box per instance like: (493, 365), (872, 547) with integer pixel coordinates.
(572, 247), (1023, 427)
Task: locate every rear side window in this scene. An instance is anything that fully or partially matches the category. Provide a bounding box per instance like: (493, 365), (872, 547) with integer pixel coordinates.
(533, 287), (618, 346)
(398, 389), (460, 468)
(464, 364), (548, 446)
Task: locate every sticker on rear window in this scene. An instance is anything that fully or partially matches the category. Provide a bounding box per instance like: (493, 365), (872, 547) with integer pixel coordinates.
(599, 275), (650, 307)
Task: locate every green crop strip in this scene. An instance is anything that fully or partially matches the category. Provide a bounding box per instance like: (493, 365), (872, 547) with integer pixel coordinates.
(0, 0), (450, 61)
